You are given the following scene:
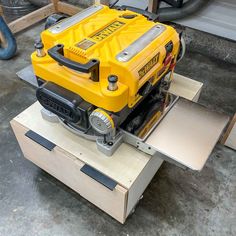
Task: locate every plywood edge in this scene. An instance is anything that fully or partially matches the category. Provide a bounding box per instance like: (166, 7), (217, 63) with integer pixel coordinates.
(50, 0), (59, 12)
(173, 73), (203, 88)
(126, 156), (163, 217)
(221, 113), (236, 146)
(170, 73), (203, 101)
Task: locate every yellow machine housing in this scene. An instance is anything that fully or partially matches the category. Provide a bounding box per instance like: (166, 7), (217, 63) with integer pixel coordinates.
(32, 4), (180, 115)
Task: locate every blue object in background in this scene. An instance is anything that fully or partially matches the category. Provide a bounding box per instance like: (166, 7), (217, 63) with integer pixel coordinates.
(0, 16), (17, 60)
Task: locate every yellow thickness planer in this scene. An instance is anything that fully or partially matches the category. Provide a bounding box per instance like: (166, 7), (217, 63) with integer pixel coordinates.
(32, 4), (185, 156)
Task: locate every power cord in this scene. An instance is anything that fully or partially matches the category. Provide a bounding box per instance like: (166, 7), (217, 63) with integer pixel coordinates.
(109, 0), (120, 8)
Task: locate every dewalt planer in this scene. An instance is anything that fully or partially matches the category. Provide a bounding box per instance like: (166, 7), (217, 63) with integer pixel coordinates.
(32, 4), (186, 156)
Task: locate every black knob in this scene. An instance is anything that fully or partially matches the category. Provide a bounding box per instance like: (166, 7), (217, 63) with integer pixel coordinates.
(121, 14), (137, 19)
(108, 75), (118, 83)
(34, 39), (44, 49)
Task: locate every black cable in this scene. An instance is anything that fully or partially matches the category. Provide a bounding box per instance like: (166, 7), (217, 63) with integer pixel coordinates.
(109, 0), (120, 8)
(158, 0), (210, 22)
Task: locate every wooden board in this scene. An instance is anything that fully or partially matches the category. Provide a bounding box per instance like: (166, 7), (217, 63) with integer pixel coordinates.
(169, 74), (203, 102)
(222, 113), (236, 150)
(0, 5), (3, 17)
(51, 0), (59, 12)
(126, 155), (163, 216)
(57, 2), (81, 16)
(8, 4), (55, 34)
(4, 1), (82, 35)
(148, 0), (160, 13)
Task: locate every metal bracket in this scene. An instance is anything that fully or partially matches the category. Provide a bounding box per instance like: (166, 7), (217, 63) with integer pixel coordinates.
(136, 141), (156, 155)
(96, 133), (123, 156)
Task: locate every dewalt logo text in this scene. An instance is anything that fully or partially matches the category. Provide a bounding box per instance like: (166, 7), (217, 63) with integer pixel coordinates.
(90, 21), (125, 42)
(138, 53), (160, 79)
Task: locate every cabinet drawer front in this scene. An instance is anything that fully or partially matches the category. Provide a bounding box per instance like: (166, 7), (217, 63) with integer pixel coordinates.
(11, 121), (127, 223)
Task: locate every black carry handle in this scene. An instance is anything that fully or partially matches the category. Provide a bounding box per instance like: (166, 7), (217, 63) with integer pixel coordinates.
(118, 5), (159, 22)
(48, 44), (100, 82)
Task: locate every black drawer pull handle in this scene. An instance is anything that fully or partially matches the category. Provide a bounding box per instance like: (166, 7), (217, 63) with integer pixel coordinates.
(81, 164), (117, 191)
(25, 130), (56, 151)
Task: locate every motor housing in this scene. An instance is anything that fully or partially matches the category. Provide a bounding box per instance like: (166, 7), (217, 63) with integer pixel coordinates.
(36, 82), (93, 131)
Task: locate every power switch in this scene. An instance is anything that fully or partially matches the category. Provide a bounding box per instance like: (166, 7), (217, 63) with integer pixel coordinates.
(165, 41), (173, 53)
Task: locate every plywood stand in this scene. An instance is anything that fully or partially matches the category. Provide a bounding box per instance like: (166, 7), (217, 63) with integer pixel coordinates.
(5, 0), (234, 223)
(11, 75), (203, 223)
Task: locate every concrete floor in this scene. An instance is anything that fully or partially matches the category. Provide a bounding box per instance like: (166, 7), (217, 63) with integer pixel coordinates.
(0, 24), (235, 236)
